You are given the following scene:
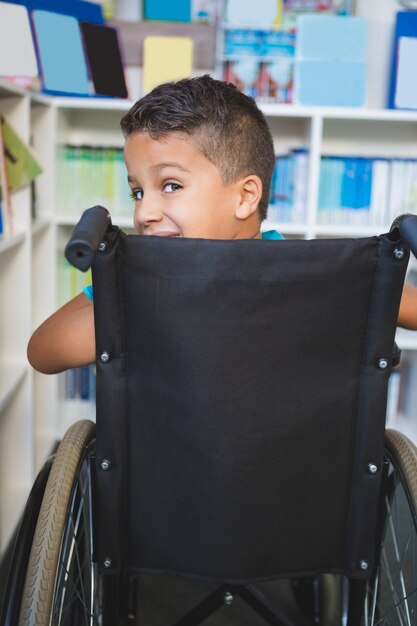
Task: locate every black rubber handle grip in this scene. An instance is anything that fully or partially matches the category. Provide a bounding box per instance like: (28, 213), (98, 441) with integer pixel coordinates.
(397, 214), (417, 259)
(65, 206), (111, 271)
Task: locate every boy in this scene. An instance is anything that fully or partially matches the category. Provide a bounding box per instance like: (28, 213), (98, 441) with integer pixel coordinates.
(27, 74), (417, 374)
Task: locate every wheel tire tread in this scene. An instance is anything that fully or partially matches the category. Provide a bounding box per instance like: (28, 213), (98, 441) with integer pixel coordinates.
(18, 419), (95, 626)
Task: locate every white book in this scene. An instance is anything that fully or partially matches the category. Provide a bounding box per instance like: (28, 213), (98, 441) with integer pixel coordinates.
(369, 159), (389, 228)
(388, 159), (406, 225)
(292, 150), (308, 224)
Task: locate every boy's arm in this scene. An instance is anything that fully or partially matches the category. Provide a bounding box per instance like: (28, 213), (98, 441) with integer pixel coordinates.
(27, 292), (95, 374)
(398, 282), (417, 330)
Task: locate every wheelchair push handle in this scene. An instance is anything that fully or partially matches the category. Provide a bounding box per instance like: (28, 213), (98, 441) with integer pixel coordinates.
(65, 206), (112, 272)
(391, 214), (417, 259)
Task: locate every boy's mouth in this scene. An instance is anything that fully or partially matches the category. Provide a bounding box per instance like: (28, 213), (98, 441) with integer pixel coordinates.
(149, 232), (181, 237)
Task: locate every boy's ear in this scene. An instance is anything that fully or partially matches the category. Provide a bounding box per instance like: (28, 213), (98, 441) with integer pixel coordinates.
(235, 175), (263, 220)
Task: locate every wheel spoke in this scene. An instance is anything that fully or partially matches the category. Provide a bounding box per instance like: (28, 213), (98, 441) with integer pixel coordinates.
(363, 433), (417, 626)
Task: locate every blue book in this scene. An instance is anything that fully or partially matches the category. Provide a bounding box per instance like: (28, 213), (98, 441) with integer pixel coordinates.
(144, 0), (191, 22)
(79, 366), (90, 400)
(341, 157), (356, 210)
(7, 0), (104, 23)
(269, 158), (279, 206)
(296, 15), (367, 62)
(65, 368), (77, 399)
(388, 12), (417, 109)
(318, 157), (331, 211)
(357, 158), (372, 210)
(31, 10), (90, 96)
(224, 29), (263, 56)
(295, 60), (366, 107)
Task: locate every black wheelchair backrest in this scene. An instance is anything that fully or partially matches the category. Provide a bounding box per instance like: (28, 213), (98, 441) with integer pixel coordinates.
(82, 221), (409, 584)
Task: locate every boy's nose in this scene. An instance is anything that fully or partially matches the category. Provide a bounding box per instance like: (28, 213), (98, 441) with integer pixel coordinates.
(134, 199), (163, 231)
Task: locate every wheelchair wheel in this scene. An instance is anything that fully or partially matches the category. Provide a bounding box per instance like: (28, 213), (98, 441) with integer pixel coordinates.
(18, 419), (99, 626)
(362, 428), (417, 625)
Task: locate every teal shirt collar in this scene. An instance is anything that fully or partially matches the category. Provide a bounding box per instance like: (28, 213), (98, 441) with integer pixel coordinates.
(261, 230), (285, 240)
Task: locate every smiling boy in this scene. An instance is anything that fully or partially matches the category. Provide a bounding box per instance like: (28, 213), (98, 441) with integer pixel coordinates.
(27, 75), (417, 374)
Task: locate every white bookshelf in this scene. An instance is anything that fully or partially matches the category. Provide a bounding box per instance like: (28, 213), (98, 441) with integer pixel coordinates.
(2, 74), (417, 551)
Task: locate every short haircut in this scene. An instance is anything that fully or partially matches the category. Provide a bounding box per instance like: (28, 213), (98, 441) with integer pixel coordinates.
(120, 74), (275, 221)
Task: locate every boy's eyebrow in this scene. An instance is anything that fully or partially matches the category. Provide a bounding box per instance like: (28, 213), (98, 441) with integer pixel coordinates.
(151, 162), (191, 173)
(127, 162), (191, 185)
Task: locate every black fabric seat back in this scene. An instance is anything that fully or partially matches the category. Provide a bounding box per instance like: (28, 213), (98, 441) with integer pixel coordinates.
(91, 231), (408, 583)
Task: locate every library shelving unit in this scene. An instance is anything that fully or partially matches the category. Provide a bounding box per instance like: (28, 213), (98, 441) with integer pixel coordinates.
(2, 75), (417, 551)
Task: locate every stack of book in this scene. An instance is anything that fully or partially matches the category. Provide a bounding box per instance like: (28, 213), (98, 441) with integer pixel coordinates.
(57, 145), (132, 217)
(268, 148), (308, 223)
(318, 155), (417, 227)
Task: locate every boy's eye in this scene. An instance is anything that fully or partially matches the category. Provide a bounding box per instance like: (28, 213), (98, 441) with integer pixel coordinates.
(130, 189), (143, 201)
(163, 182), (182, 193)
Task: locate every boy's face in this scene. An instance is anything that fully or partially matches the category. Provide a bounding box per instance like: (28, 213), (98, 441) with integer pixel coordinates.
(124, 131), (261, 239)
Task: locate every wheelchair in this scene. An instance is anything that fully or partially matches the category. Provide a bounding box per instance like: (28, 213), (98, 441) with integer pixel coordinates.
(3, 207), (417, 626)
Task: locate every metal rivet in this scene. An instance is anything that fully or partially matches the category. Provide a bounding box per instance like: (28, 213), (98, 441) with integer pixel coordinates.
(224, 592), (234, 605)
(100, 458), (111, 471)
(393, 247), (405, 261)
(100, 351), (110, 363)
(367, 463), (378, 474)
(359, 560), (369, 571)
(103, 558), (112, 568)
(98, 241), (107, 253)
(378, 358), (388, 370)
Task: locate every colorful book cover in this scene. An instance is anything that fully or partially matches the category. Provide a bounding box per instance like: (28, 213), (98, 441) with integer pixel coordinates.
(369, 158), (389, 226)
(0, 2), (38, 79)
(31, 10), (90, 96)
(144, 0), (191, 22)
(0, 116), (12, 235)
(80, 22), (128, 99)
(142, 36), (193, 94)
(224, 28), (263, 57)
(1, 116), (42, 192)
(388, 12), (417, 109)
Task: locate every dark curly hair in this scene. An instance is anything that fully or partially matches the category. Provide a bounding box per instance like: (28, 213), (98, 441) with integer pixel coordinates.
(120, 75), (275, 221)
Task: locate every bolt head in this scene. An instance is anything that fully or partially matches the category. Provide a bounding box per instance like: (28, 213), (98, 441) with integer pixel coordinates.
(100, 458), (111, 471)
(359, 560), (369, 571)
(103, 558), (112, 568)
(367, 463), (378, 474)
(378, 358), (388, 370)
(393, 247), (405, 261)
(98, 241), (107, 253)
(100, 351), (110, 363)
(224, 592), (234, 605)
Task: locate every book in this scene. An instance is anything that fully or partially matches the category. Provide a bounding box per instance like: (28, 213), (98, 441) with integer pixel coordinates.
(142, 36), (193, 94)
(31, 10), (90, 96)
(0, 2), (38, 80)
(394, 36), (417, 110)
(0, 116), (12, 236)
(295, 15), (367, 107)
(388, 12), (417, 109)
(1, 115), (43, 193)
(56, 145), (131, 216)
(144, 0), (191, 22)
(296, 14), (367, 62)
(369, 159), (389, 227)
(295, 59), (367, 107)
(14, 0), (104, 23)
(80, 22), (128, 99)
(269, 149), (308, 223)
